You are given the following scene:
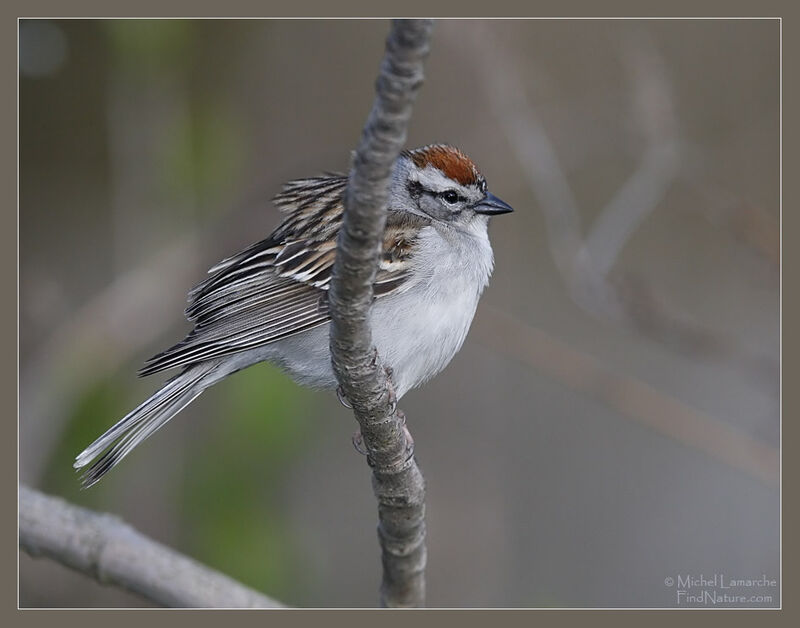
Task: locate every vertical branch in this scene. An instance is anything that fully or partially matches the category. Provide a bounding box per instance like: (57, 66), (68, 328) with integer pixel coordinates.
(327, 19), (434, 608)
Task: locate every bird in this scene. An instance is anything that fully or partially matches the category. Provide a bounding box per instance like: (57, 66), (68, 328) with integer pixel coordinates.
(74, 144), (513, 487)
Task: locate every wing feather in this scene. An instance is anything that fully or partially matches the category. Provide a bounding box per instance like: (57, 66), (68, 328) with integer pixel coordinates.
(140, 173), (429, 377)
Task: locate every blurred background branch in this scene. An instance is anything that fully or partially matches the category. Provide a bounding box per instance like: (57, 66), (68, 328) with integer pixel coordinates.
(19, 485), (284, 608)
(452, 22), (778, 391)
(474, 306), (778, 486)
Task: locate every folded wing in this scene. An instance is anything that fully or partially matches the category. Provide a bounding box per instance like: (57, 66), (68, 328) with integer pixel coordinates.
(139, 174), (426, 376)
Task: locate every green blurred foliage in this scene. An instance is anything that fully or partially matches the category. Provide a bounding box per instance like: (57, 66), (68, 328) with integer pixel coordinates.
(160, 102), (245, 212)
(105, 20), (195, 75)
(40, 19), (287, 600)
(179, 363), (316, 602)
(107, 19), (245, 215)
(39, 377), (132, 508)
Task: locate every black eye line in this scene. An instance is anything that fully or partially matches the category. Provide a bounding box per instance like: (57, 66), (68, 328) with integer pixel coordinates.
(439, 190), (464, 204)
(407, 181), (424, 200)
(408, 182), (468, 211)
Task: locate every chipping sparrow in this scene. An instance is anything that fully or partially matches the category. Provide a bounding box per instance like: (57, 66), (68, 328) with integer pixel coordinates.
(75, 144), (513, 486)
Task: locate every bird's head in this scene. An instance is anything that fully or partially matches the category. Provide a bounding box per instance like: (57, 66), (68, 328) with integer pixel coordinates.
(391, 144), (513, 230)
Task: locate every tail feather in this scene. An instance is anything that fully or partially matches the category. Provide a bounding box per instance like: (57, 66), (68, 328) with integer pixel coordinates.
(74, 363), (217, 488)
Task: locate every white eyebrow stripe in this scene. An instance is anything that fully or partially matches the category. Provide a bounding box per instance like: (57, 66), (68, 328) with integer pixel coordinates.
(410, 166), (473, 196)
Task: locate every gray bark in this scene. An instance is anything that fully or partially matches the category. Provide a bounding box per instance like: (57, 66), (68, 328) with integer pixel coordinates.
(19, 485), (283, 608)
(328, 19), (434, 608)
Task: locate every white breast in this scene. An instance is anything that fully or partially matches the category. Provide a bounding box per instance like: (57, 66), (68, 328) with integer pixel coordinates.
(371, 221), (494, 397)
(248, 220), (495, 399)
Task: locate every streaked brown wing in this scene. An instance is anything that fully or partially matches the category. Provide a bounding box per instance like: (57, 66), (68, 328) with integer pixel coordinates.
(139, 174), (428, 376)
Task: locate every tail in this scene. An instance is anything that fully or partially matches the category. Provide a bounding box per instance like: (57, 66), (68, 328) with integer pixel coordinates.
(74, 362), (219, 488)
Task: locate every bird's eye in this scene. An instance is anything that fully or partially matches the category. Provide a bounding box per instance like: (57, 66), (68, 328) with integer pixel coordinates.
(442, 190), (460, 204)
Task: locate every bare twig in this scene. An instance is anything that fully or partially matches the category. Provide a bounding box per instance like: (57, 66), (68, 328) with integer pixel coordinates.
(456, 23), (682, 321)
(454, 22), (777, 388)
(575, 31), (681, 315)
(19, 485), (284, 608)
(328, 19), (433, 608)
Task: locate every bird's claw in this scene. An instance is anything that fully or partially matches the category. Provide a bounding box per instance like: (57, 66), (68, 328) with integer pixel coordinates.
(351, 415), (414, 467)
(336, 386), (353, 409)
(383, 367), (398, 414)
(397, 411), (415, 463)
(351, 430), (375, 467)
(352, 429), (367, 455)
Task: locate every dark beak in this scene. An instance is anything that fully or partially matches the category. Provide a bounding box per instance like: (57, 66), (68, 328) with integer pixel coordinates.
(474, 192), (514, 215)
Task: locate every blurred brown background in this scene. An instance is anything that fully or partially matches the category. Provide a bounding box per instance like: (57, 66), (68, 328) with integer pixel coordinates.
(19, 19), (779, 607)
